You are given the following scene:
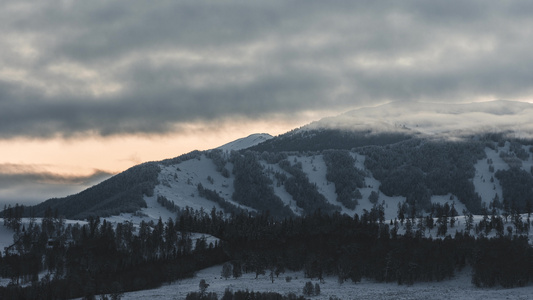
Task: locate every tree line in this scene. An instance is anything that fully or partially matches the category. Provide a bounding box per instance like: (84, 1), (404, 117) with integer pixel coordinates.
(2, 205), (533, 298)
(0, 207), (227, 299)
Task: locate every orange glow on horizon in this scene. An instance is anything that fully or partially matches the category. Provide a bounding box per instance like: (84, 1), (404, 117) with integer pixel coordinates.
(0, 115), (327, 176)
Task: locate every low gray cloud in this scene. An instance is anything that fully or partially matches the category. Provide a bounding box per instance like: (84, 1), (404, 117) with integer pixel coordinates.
(0, 164), (112, 186)
(1, 0), (533, 138)
(0, 164), (113, 206)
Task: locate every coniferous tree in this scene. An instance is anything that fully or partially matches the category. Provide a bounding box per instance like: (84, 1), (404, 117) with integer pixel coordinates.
(221, 263), (232, 280)
(303, 281), (314, 296)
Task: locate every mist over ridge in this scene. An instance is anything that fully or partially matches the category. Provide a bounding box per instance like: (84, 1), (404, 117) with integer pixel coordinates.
(305, 100), (533, 139)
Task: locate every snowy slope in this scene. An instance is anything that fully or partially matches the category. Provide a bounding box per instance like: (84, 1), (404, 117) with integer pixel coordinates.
(145, 154), (254, 217)
(474, 147), (507, 206)
(473, 143), (533, 208)
(217, 133), (273, 151)
(135, 147), (514, 222)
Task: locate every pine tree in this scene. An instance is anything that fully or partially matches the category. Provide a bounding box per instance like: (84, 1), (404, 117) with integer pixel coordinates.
(221, 262), (232, 280)
(314, 283), (321, 295)
(303, 281), (314, 296)
(232, 261), (242, 278)
(199, 279), (209, 294)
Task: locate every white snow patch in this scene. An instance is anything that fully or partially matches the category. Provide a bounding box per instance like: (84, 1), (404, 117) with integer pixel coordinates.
(474, 147), (506, 206)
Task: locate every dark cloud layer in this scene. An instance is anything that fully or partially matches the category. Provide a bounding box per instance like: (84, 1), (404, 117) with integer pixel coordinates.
(2, 0), (533, 138)
(0, 164), (112, 187)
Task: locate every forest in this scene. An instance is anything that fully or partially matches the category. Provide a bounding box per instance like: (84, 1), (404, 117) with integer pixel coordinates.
(1, 204), (533, 299)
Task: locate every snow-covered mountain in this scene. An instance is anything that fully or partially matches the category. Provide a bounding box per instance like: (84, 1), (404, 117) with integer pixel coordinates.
(19, 100), (533, 223)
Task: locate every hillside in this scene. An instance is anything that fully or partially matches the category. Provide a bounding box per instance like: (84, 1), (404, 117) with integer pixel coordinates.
(14, 100), (533, 221)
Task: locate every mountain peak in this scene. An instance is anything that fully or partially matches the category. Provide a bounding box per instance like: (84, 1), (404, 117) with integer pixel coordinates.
(216, 133), (273, 151)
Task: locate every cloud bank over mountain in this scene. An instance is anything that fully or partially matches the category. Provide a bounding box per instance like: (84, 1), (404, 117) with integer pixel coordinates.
(2, 0), (533, 139)
(309, 100), (533, 138)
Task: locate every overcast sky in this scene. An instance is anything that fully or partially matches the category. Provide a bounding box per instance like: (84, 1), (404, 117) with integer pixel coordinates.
(2, 0), (533, 206)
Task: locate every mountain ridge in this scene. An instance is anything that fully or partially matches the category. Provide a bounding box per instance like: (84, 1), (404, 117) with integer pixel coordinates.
(14, 100), (533, 221)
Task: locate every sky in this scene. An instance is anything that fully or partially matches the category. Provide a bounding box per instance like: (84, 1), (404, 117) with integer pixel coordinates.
(1, 0), (533, 206)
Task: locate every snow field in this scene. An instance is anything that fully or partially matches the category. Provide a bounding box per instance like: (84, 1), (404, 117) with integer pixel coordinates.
(119, 264), (533, 300)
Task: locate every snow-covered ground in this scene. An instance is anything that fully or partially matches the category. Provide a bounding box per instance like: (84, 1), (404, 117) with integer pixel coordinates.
(117, 264), (533, 300)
